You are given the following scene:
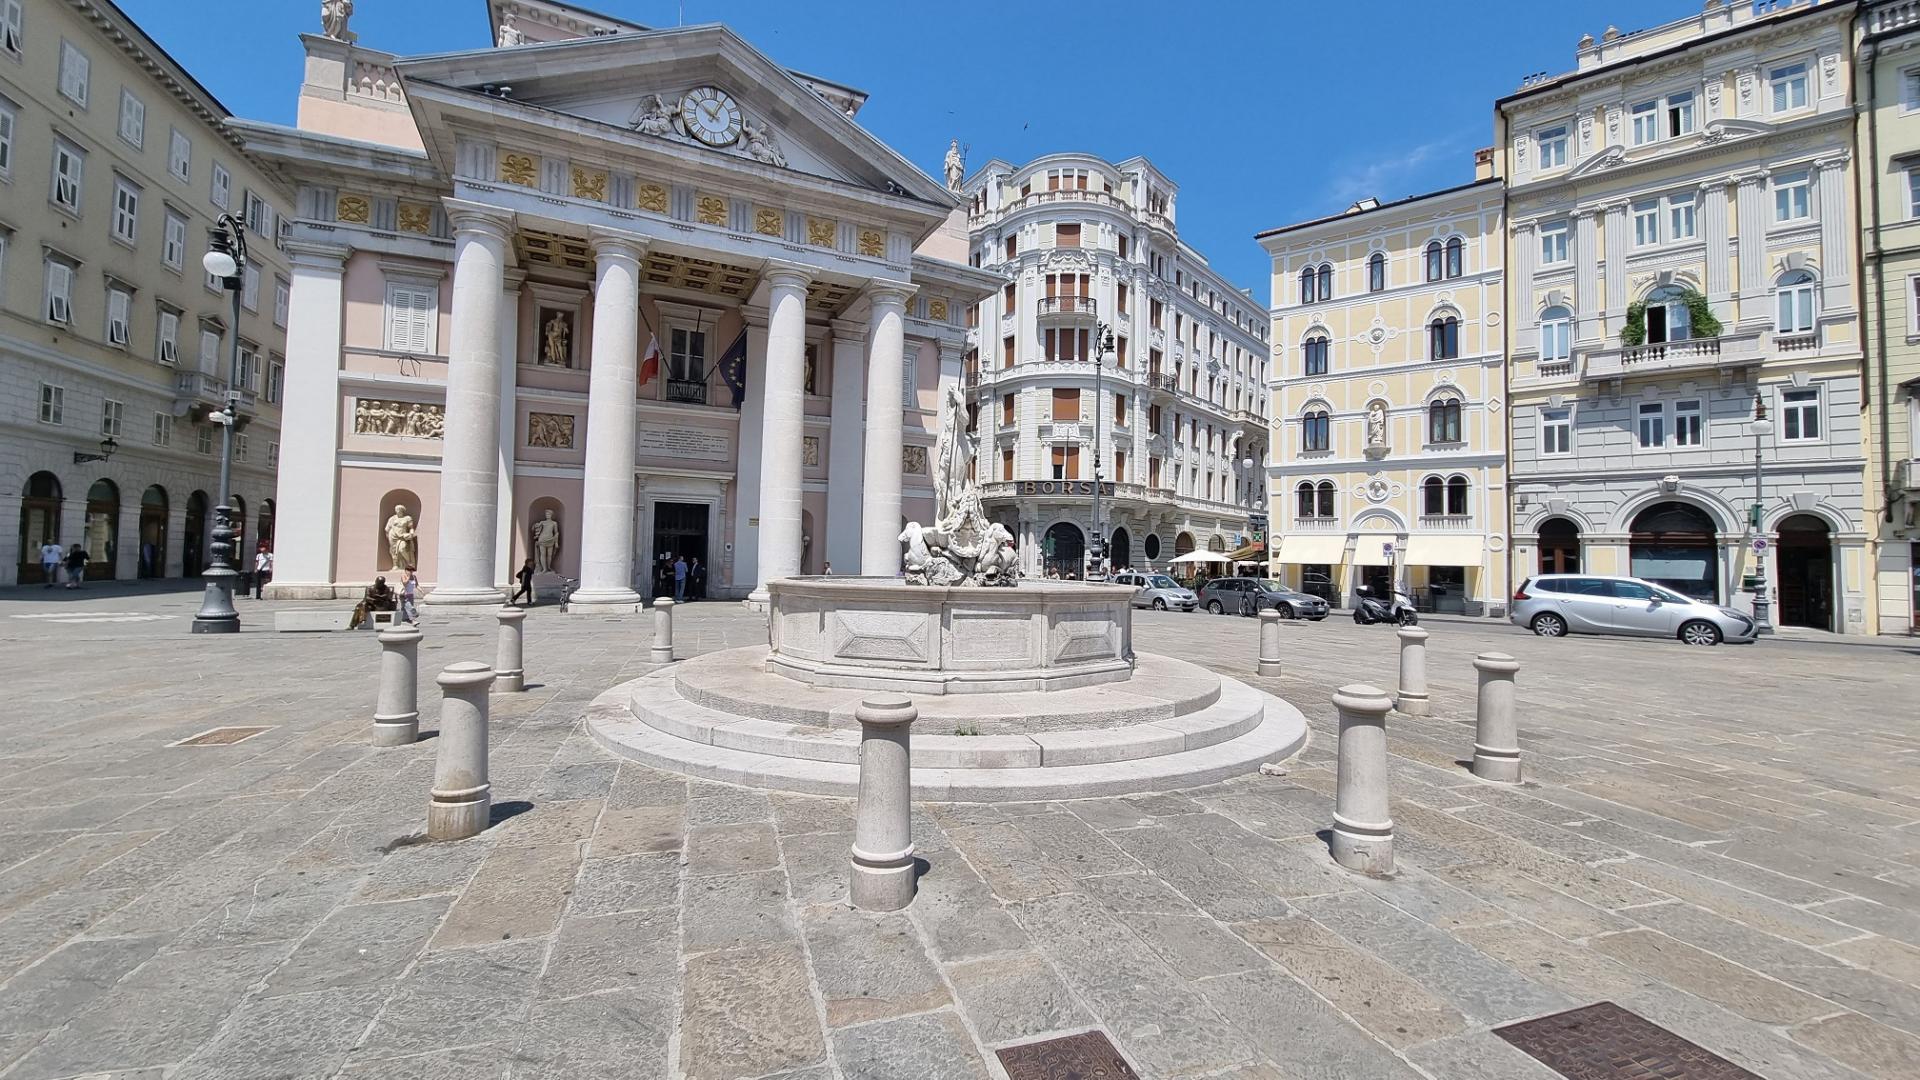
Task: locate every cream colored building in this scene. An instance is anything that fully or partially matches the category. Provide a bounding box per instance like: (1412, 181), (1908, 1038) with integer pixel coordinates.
(1499, 0), (1868, 634)
(1257, 173), (1509, 615)
(1857, 0), (1920, 635)
(2, 0), (293, 584)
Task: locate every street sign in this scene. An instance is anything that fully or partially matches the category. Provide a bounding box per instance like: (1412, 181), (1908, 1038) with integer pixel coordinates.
(1751, 537), (1768, 554)
(1382, 541), (1396, 559)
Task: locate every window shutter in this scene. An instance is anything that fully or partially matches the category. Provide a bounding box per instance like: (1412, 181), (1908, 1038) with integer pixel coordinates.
(108, 290), (129, 344)
(159, 312), (178, 364)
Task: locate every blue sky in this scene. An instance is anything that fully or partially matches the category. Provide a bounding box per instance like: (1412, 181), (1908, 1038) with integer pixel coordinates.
(125, 0), (1693, 303)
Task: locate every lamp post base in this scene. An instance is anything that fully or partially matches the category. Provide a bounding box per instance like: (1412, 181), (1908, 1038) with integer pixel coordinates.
(192, 570), (242, 634)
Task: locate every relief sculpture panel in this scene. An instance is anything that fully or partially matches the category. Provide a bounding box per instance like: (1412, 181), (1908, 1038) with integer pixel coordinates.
(354, 399), (445, 439)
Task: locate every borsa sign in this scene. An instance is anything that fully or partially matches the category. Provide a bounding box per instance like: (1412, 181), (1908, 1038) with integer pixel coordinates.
(1018, 481), (1115, 497)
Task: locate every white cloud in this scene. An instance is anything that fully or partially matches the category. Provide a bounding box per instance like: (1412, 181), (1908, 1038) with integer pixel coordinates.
(1325, 137), (1465, 205)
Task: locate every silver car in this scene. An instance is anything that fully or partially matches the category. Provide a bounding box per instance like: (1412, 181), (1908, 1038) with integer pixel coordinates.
(1510, 574), (1758, 645)
(1113, 570), (1197, 611)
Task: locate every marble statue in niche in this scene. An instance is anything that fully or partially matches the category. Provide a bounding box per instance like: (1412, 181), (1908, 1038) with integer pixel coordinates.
(527, 412), (575, 450)
(540, 310), (573, 367)
(1366, 400), (1388, 448)
(531, 510), (562, 573)
(384, 505), (417, 569)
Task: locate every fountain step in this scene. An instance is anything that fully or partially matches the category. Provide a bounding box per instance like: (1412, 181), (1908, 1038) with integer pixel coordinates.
(672, 646), (1222, 732)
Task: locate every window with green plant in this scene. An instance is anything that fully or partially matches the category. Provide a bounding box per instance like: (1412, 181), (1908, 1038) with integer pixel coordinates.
(1622, 285), (1720, 346)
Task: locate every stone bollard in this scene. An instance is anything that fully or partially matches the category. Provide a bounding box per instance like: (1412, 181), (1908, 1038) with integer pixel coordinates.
(1471, 652), (1523, 784)
(372, 625), (423, 746)
(850, 694), (918, 911)
(494, 606), (527, 693)
(1330, 684), (1395, 874)
(1394, 626), (1430, 716)
(650, 598), (675, 664)
(428, 661), (495, 840)
(1256, 608), (1283, 677)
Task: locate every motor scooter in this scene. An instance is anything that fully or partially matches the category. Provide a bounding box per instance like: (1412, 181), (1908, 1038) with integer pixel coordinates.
(1352, 585), (1418, 626)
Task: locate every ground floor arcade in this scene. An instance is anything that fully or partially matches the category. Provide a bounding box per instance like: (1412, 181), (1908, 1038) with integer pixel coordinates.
(981, 489), (1251, 580)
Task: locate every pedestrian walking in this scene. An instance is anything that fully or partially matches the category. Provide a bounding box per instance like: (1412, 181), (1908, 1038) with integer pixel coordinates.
(673, 553), (688, 603)
(399, 567), (419, 624)
(64, 544), (87, 589)
(252, 545), (273, 599)
(687, 556), (704, 601)
(39, 540), (62, 587)
(511, 558), (535, 606)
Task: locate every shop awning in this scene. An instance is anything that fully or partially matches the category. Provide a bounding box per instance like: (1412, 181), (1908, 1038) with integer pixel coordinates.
(1351, 535), (1397, 566)
(1277, 534), (1347, 565)
(1225, 541), (1265, 562)
(1405, 535), (1487, 568)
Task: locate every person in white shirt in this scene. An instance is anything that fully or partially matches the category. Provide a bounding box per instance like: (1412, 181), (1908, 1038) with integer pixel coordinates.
(39, 541), (63, 587)
(252, 547), (274, 600)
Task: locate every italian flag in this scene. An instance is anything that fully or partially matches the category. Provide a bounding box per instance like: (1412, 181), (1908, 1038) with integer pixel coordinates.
(639, 335), (662, 387)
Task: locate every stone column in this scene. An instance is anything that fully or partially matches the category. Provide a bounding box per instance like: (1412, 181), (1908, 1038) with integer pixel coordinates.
(826, 320), (868, 573)
(1256, 608), (1283, 677)
(1600, 202), (1629, 339)
(493, 269), (526, 587)
(650, 596), (674, 663)
(429, 661), (495, 840)
(1330, 683), (1394, 874)
(750, 263), (813, 604)
(1734, 173), (1769, 324)
(862, 285), (913, 575)
(494, 606), (526, 692)
(428, 206), (512, 607)
(1471, 652), (1522, 783)
(267, 242), (348, 596)
(1395, 626), (1430, 716)
(572, 232), (646, 608)
(1702, 181), (1732, 306)
(164, 507), (186, 579)
(731, 315), (769, 597)
(372, 625), (421, 746)
(850, 693), (917, 911)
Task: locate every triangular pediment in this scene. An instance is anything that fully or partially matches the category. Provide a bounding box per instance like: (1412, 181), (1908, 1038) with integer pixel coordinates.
(394, 25), (951, 207)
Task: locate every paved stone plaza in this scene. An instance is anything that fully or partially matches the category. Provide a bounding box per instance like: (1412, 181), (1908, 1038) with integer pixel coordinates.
(0, 586), (1916, 1079)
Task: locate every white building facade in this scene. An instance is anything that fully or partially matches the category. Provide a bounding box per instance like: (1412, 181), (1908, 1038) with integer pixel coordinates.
(960, 154), (1269, 577)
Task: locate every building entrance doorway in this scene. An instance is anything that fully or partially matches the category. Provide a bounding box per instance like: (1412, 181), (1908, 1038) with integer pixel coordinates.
(1042, 522), (1085, 579)
(139, 486), (168, 578)
(1629, 501), (1718, 602)
(1538, 517), (1580, 574)
(650, 502), (708, 599)
(17, 471), (61, 584)
(1109, 527), (1131, 571)
(184, 491), (209, 578)
(1776, 514), (1833, 631)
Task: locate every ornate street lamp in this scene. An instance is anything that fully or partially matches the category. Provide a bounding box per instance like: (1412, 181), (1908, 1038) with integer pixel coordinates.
(72, 435), (118, 465)
(1747, 392), (1774, 635)
(1090, 320), (1115, 579)
(192, 214), (248, 634)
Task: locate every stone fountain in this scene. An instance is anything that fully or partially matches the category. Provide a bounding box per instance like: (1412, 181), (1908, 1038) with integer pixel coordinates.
(588, 386), (1307, 800)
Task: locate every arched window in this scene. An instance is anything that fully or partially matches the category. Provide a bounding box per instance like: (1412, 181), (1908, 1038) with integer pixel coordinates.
(1422, 475), (1446, 516)
(1316, 263), (1332, 301)
(1296, 480), (1316, 518)
(1775, 269), (1816, 334)
(1428, 398), (1462, 443)
(1301, 409), (1330, 452)
(1429, 315), (1460, 360)
(1446, 474), (1469, 516)
(1302, 335), (1330, 376)
(1444, 236), (1463, 278)
(1645, 284), (1693, 344)
(1316, 480), (1336, 517)
(1367, 252), (1386, 293)
(1540, 304), (1573, 362)
(1425, 241), (1444, 282)
(1299, 267), (1315, 304)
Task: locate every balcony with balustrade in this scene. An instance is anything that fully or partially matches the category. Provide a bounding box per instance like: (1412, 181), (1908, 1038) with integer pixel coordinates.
(172, 370), (256, 419)
(1580, 328), (1765, 384)
(1037, 296), (1099, 326)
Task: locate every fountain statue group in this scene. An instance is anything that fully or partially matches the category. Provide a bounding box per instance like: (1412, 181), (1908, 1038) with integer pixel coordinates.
(899, 384), (1019, 587)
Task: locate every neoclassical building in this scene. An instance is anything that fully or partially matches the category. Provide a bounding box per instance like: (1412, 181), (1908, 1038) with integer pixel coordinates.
(2, 0), (293, 585)
(959, 154), (1268, 577)
(1258, 170), (1510, 615)
(246, 0), (996, 603)
(1499, 0), (1869, 632)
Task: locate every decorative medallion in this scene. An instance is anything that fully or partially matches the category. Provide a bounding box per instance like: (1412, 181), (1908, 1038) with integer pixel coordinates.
(857, 228), (884, 257)
(396, 202), (433, 234)
(498, 152), (537, 187)
(1367, 379), (1388, 398)
(1366, 478), (1391, 503)
(696, 194), (728, 227)
(526, 412), (575, 449)
(569, 166), (607, 202)
(1369, 326), (1387, 345)
(636, 183), (669, 214)
(903, 445), (928, 475)
(1486, 396), (1503, 412)
(354, 399), (444, 439)
(335, 194), (371, 224)
(807, 217), (836, 247)
(928, 298), (949, 322)
(754, 208), (783, 236)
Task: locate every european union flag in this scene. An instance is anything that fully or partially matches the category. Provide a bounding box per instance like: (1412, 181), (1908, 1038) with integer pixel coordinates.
(719, 328), (749, 409)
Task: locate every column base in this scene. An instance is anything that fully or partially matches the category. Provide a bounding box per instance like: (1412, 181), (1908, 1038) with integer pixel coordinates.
(849, 843), (917, 911)
(1330, 813), (1394, 875)
(424, 586), (507, 608)
(1395, 693), (1430, 716)
(649, 646), (674, 663)
(1257, 659), (1283, 677)
(371, 715), (419, 747)
(569, 587), (643, 611)
(744, 588), (771, 612)
(1471, 747), (1522, 783)
(427, 786), (492, 841)
(493, 671), (525, 693)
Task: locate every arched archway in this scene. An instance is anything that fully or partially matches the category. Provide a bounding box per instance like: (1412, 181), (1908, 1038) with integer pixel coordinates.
(1206, 534), (1226, 553)
(1173, 531), (1195, 558)
(139, 485), (168, 578)
(1109, 527), (1132, 570)
(1042, 522), (1085, 579)
(257, 499), (275, 550)
(84, 479), (120, 580)
(1630, 501), (1718, 601)
(1537, 517), (1580, 575)
(17, 471), (62, 584)
(1777, 514), (1834, 631)
(377, 490), (420, 573)
(184, 491), (209, 577)
(227, 495), (247, 561)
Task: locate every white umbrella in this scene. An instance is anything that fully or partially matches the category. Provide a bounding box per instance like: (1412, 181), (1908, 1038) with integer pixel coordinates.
(1167, 550), (1231, 565)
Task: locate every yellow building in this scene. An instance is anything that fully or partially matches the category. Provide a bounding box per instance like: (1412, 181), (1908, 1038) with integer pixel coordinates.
(1858, 0), (1920, 634)
(1256, 170), (1509, 616)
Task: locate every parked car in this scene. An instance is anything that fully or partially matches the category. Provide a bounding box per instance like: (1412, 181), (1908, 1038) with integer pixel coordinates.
(1196, 577), (1330, 619)
(1111, 570), (1197, 611)
(1510, 574), (1758, 645)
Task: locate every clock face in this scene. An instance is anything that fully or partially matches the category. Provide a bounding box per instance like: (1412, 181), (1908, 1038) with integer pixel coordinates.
(680, 86), (742, 147)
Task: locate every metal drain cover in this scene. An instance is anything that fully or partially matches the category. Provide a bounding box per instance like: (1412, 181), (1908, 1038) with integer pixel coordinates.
(996, 1030), (1140, 1080)
(172, 726), (273, 747)
(1495, 1001), (1761, 1079)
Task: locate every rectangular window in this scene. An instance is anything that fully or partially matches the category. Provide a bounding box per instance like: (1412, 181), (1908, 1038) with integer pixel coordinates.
(1301, 413), (1329, 453)
(274, 277), (290, 327)
(163, 210), (186, 270)
(118, 88), (144, 148)
(1114, 393), (1127, 427)
(198, 328), (219, 371)
(1541, 407), (1572, 455)
(196, 425), (213, 455)
(1540, 317), (1571, 362)
(235, 433), (247, 461)
(1906, 67), (1920, 111)
(1051, 387), (1079, 421)
(1001, 393), (1014, 426)
(38, 383), (63, 425)
(241, 265), (260, 312)
(1774, 172), (1811, 222)
(106, 287), (129, 345)
(51, 139), (83, 213)
(1116, 282), (1128, 314)
(43, 260), (72, 324)
(1636, 402), (1665, 449)
(210, 162), (230, 210)
(152, 411), (172, 446)
(111, 178), (139, 245)
(1001, 448), (1014, 480)
(1539, 221), (1569, 264)
(0, 0), (19, 55)
(1002, 282), (1015, 311)
(1633, 200), (1661, 247)
(267, 441), (279, 469)
(238, 342), (260, 392)
(244, 189), (273, 236)
(1303, 338), (1329, 376)
(1910, 168), (1920, 220)
(58, 40), (89, 107)
(1003, 235), (1016, 260)
(1770, 62), (1809, 113)
(1666, 91), (1694, 138)
(1668, 194), (1697, 241)
(101, 398), (122, 437)
(157, 309), (179, 365)
(1001, 335), (1014, 368)
(1054, 223), (1080, 248)
(1782, 388), (1821, 441)
(0, 98), (13, 179)
(1674, 399), (1702, 447)
(267, 358), (284, 404)
(1631, 100), (1659, 145)
(169, 128), (191, 182)
(1537, 124), (1567, 169)
(667, 326), (706, 385)
(384, 281), (437, 353)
